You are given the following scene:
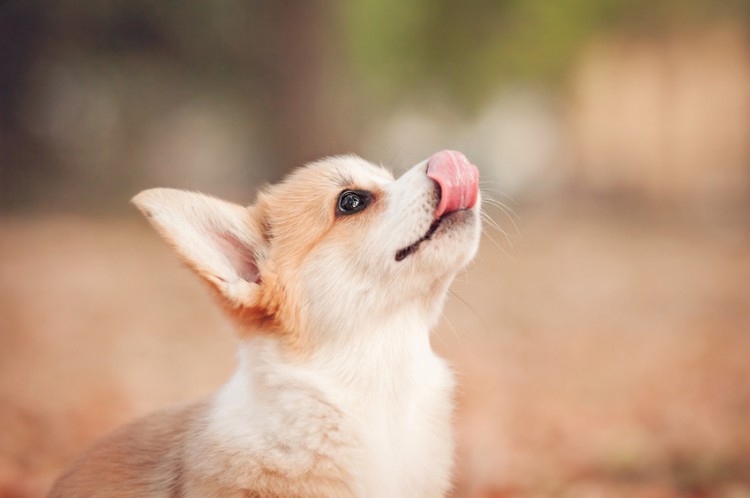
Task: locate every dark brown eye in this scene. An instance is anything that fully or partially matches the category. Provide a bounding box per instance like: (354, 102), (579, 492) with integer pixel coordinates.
(337, 190), (370, 215)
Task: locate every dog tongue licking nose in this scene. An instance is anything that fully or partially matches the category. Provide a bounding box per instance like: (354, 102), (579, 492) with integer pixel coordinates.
(426, 150), (479, 218)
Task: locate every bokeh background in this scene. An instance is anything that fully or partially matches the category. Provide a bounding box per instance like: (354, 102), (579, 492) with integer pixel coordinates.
(2, 1), (750, 497)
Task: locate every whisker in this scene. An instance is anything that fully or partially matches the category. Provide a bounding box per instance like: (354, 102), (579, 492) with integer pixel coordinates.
(481, 190), (521, 218)
(481, 194), (520, 220)
(448, 289), (493, 339)
(480, 209), (508, 236)
(481, 226), (516, 262)
(478, 184), (520, 205)
(481, 199), (522, 238)
(438, 307), (462, 348)
(481, 211), (514, 249)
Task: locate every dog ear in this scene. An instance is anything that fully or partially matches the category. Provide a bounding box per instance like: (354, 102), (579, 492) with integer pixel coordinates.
(132, 188), (263, 308)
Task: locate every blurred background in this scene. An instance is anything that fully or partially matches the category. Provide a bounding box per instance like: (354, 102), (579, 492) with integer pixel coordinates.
(1, 1), (750, 497)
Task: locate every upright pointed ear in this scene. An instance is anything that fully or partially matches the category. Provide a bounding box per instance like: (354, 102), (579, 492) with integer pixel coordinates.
(132, 188), (263, 308)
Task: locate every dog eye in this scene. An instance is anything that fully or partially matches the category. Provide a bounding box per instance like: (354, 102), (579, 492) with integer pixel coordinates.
(337, 190), (370, 215)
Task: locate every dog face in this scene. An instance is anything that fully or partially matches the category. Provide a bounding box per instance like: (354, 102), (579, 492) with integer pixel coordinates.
(133, 151), (480, 350)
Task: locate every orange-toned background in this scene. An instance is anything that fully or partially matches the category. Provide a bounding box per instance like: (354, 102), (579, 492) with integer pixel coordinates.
(1, 2), (750, 497)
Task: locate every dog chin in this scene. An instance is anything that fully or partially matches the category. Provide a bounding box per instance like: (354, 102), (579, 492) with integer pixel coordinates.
(433, 208), (476, 238)
(415, 209), (480, 277)
(395, 208), (479, 263)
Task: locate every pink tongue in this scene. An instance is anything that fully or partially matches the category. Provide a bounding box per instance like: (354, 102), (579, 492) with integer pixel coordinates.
(426, 150), (479, 218)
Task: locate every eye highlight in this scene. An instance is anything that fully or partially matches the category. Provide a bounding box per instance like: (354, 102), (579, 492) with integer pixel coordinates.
(337, 190), (371, 215)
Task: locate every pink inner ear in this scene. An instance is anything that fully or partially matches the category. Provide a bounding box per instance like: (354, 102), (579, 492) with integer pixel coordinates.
(215, 232), (261, 284)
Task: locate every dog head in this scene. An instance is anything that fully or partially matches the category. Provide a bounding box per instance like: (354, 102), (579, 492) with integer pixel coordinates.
(133, 150), (481, 350)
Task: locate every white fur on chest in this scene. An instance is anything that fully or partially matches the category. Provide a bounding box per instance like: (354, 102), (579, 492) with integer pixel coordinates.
(206, 328), (456, 498)
(353, 352), (455, 498)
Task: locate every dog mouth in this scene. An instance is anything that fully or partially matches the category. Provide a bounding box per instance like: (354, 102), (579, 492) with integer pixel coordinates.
(395, 150), (479, 262)
(394, 217), (443, 262)
(395, 210), (473, 262)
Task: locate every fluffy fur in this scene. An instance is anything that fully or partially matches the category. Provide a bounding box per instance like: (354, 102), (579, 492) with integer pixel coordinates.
(48, 155), (481, 497)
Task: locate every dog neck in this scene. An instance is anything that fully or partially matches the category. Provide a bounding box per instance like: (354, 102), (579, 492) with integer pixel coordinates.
(234, 306), (439, 403)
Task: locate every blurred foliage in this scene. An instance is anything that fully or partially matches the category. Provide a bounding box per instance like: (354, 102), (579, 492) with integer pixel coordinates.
(341, 0), (750, 109)
(2, 0), (749, 208)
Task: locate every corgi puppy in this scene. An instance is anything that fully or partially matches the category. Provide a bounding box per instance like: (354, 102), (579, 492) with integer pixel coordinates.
(48, 150), (481, 498)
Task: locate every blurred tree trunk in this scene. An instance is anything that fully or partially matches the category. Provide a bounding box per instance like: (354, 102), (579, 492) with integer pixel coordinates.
(249, 1), (335, 178)
(0, 2), (54, 209)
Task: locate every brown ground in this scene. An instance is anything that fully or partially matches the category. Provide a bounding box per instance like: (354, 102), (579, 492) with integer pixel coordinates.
(1, 207), (749, 497)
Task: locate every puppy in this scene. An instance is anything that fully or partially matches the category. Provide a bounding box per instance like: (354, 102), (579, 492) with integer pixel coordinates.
(48, 150), (481, 498)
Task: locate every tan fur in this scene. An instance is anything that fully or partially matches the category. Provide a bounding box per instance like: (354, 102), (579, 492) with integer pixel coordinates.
(242, 159), (390, 352)
(48, 154), (472, 497)
(48, 402), (207, 498)
(51, 159), (388, 497)
(48, 400), (353, 497)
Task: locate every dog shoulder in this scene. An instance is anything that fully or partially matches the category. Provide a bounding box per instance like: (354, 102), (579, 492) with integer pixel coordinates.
(47, 400), (208, 498)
